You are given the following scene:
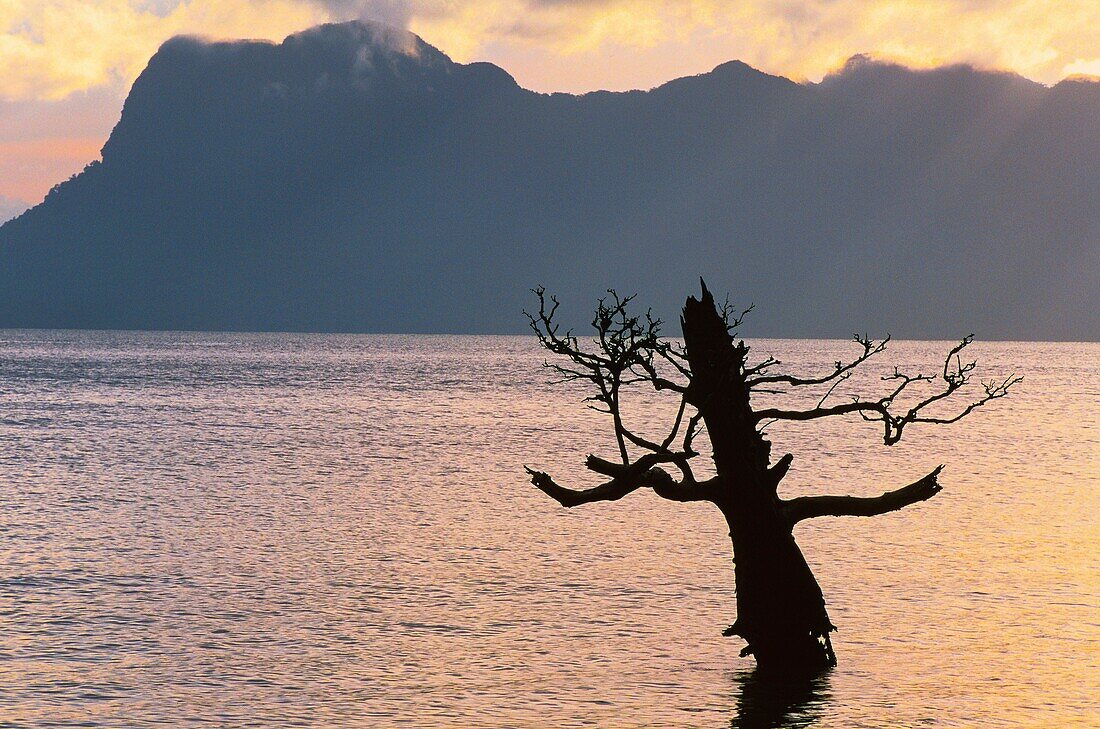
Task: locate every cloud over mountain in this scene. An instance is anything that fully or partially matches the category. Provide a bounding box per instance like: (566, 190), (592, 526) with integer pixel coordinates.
(2, 0), (1098, 102)
(0, 21), (1096, 339)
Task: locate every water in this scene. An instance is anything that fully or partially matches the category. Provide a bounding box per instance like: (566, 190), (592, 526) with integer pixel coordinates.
(0, 332), (1096, 728)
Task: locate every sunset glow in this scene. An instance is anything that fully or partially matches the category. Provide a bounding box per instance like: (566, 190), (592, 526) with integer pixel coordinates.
(0, 137), (103, 201)
(2, 0), (1097, 103)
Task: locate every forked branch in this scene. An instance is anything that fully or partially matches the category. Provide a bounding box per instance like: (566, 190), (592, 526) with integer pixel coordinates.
(753, 335), (1021, 445)
(525, 456), (717, 508)
(525, 287), (711, 505)
(526, 286), (696, 453)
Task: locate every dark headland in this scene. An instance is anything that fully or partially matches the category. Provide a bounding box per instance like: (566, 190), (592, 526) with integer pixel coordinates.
(0, 21), (1096, 339)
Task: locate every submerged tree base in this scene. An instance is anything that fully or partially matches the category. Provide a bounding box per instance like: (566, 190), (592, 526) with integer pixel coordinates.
(732, 666), (832, 729)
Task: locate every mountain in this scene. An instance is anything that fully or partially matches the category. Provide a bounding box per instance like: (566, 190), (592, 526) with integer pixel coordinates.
(0, 22), (1097, 339)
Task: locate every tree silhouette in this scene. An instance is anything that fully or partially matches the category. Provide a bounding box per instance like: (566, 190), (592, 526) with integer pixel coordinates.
(524, 281), (1020, 673)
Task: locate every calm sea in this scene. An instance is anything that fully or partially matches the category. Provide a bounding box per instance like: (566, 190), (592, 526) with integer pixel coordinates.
(0, 332), (1096, 728)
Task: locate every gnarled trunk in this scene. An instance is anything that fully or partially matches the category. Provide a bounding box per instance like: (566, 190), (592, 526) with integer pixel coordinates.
(721, 507), (835, 672)
(682, 284), (834, 672)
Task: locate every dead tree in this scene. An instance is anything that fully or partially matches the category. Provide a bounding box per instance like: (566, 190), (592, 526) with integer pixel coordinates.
(524, 281), (1019, 673)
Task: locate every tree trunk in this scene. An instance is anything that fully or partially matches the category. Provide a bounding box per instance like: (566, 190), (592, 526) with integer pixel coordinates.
(681, 284), (835, 673)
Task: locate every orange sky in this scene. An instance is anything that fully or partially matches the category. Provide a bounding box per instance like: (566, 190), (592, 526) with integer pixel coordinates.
(1, 0), (1098, 207)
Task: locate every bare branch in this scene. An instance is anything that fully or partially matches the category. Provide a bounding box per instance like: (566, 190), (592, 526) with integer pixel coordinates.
(752, 336), (1020, 445)
(816, 371), (851, 408)
(754, 400), (888, 423)
(743, 354), (779, 378)
(526, 466), (646, 506)
(525, 452), (716, 507)
(747, 333), (889, 389)
(905, 375), (1022, 426)
(719, 297), (755, 333)
(650, 472), (720, 502)
(782, 466), (944, 524)
(757, 417), (779, 433)
(661, 396), (688, 450)
(766, 452), (794, 493)
(683, 410), (705, 454)
(587, 451), (699, 490)
(526, 286), (695, 471)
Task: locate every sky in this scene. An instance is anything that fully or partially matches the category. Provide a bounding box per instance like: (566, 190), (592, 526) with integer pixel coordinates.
(1, 0), (1098, 212)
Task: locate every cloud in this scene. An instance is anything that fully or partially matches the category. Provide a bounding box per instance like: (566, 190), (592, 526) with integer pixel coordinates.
(0, 1), (328, 100)
(307, 0), (411, 27)
(1, 0), (1097, 102)
(1062, 58), (1100, 79)
(407, 0), (1100, 88)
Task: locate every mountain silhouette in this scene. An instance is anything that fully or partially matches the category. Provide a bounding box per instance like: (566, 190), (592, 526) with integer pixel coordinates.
(0, 21), (1096, 338)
